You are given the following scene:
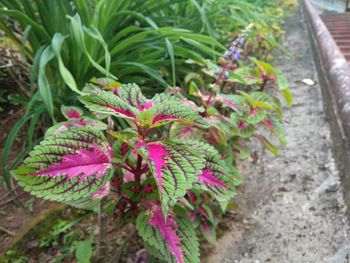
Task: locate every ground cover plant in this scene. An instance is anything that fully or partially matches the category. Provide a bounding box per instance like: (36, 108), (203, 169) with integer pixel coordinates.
(0, 0), (297, 261)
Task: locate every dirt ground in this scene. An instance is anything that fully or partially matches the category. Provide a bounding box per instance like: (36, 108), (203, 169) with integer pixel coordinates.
(206, 5), (350, 263)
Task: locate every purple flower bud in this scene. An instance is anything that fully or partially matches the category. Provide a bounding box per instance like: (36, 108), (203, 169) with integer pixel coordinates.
(239, 37), (245, 46)
(234, 49), (241, 62)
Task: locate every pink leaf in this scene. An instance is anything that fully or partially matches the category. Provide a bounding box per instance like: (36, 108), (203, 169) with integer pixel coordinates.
(187, 190), (197, 203)
(178, 126), (197, 139)
(238, 120), (248, 130)
(66, 109), (81, 118)
(197, 207), (209, 219)
(138, 101), (154, 111)
(222, 98), (238, 110)
(149, 205), (184, 263)
(249, 107), (258, 117)
(96, 103), (136, 118)
(201, 222), (210, 235)
(121, 143), (128, 155)
(198, 169), (227, 189)
(263, 118), (274, 130)
(189, 212), (197, 222)
(152, 114), (176, 125)
(33, 143), (113, 182)
(61, 120), (89, 131)
(139, 142), (171, 190)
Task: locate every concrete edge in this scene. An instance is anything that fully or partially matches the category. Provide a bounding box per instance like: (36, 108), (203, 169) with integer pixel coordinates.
(303, 0), (350, 222)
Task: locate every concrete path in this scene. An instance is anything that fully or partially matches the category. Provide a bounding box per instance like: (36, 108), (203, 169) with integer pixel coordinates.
(206, 5), (349, 263)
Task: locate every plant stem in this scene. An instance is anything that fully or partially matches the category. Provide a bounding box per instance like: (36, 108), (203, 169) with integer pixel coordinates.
(113, 162), (134, 173)
(259, 79), (268, 91)
(207, 62), (229, 107)
(214, 62), (228, 87)
(126, 159), (136, 171)
(96, 198), (106, 261)
(134, 155), (143, 182)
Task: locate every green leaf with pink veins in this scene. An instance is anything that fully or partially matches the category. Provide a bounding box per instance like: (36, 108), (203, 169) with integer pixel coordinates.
(136, 203), (200, 263)
(11, 126), (114, 208)
(136, 140), (205, 216)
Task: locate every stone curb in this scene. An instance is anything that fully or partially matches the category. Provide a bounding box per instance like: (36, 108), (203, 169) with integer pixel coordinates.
(303, 0), (350, 221)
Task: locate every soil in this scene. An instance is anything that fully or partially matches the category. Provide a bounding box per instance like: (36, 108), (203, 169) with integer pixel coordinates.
(205, 5), (350, 263)
(0, 40), (60, 256)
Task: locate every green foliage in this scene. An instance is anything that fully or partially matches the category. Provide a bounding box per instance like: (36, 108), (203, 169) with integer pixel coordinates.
(0, 0), (225, 187)
(11, 126), (114, 208)
(3, 0), (295, 261)
(136, 208), (200, 263)
(75, 239), (92, 263)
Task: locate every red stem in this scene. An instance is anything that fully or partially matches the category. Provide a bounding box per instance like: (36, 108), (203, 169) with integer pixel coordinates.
(134, 154), (143, 182)
(114, 162), (134, 173)
(214, 62), (228, 87)
(207, 62), (229, 107)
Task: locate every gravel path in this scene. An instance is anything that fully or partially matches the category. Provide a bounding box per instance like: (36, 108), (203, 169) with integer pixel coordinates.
(206, 5), (349, 263)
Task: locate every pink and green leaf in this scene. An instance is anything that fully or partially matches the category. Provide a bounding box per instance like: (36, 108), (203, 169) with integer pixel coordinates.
(198, 169), (228, 189)
(44, 117), (107, 138)
(264, 115), (286, 145)
(11, 126), (113, 208)
(246, 107), (266, 124)
(80, 90), (137, 119)
(191, 142), (241, 203)
(231, 117), (255, 138)
(137, 141), (205, 216)
(217, 94), (244, 115)
(200, 222), (216, 244)
(136, 203), (200, 263)
(146, 99), (209, 128)
(115, 83), (154, 111)
(169, 123), (202, 141)
(61, 105), (84, 119)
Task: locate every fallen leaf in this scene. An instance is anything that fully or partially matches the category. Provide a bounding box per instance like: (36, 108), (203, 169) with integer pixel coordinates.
(301, 78), (316, 86)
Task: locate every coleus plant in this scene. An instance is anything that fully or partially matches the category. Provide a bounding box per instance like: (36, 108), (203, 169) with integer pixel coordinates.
(11, 81), (241, 263)
(177, 25), (292, 163)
